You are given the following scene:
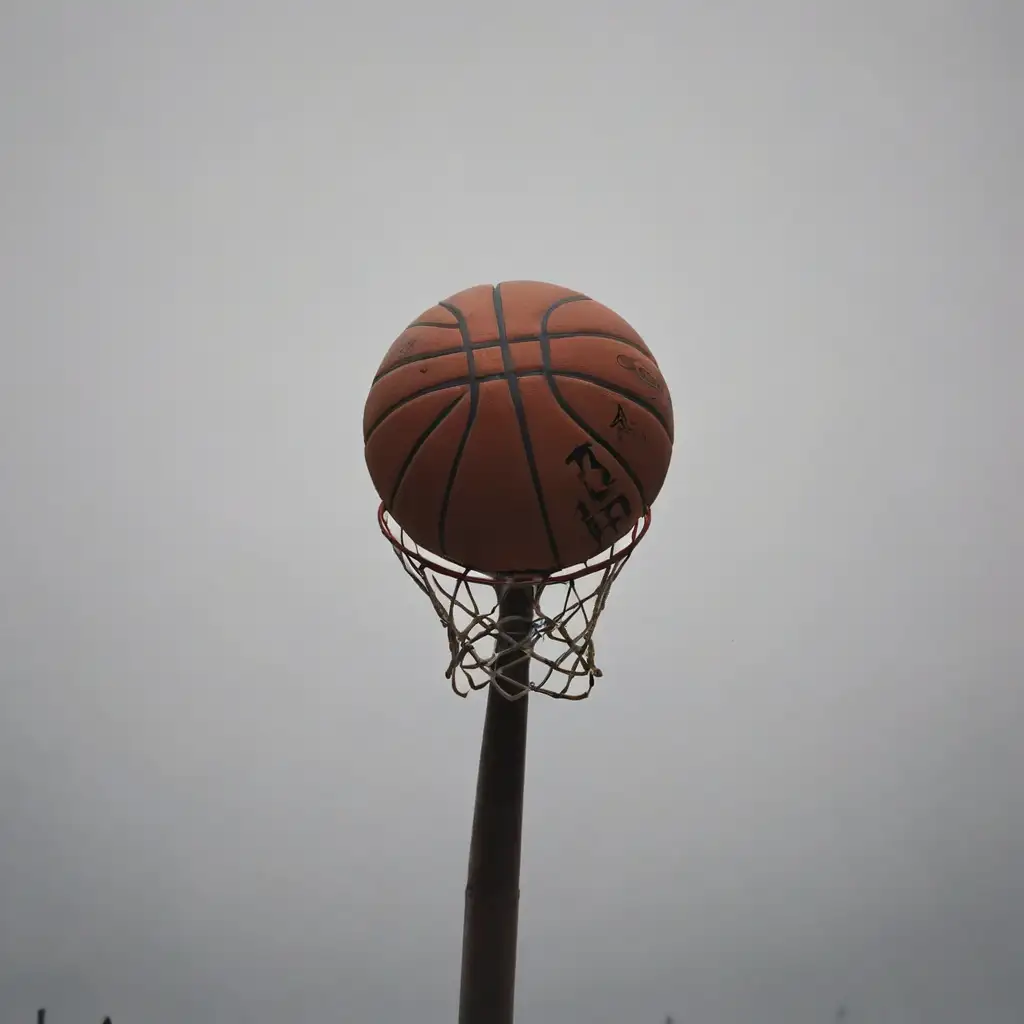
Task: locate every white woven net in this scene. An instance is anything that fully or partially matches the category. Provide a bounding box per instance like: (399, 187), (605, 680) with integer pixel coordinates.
(378, 506), (650, 701)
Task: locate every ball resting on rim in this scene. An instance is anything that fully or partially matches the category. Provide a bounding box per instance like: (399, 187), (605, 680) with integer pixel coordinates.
(377, 502), (652, 701)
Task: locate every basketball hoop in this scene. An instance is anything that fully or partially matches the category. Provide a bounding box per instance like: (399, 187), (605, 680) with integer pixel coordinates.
(378, 502), (651, 701)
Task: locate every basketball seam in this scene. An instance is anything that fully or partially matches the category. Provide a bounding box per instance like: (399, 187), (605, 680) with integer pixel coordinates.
(364, 369), (671, 445)
(385, 391), (467, 509)
(493, 283), (561, 569)
(434, 301), (479, 558)
(372, 329), (652, 385)
(539, 297), (651, 510)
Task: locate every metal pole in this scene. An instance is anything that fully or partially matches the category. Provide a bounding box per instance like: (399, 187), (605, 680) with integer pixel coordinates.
(458, 582), (534, 1024)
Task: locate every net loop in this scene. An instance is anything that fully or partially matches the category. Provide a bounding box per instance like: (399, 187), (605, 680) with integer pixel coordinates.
(378, 504), (650, 700)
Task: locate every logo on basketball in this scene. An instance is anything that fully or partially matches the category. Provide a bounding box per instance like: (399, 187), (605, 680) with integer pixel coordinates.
(609, 403), (648, 443)
(616, 353), (661, 391)
(610, 403), (637, 441)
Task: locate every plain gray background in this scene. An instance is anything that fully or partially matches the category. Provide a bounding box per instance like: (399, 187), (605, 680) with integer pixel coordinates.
(2, 1), (1021, 1022)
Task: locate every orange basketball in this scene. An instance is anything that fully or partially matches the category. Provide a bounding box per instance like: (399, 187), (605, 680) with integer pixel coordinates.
(363, 281), (674, 574)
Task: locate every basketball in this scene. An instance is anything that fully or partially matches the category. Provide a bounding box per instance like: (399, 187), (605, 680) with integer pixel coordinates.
(363, 281), (674, 575)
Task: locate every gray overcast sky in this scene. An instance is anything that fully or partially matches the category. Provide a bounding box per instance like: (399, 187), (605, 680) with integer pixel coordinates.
(1, 1), (1021, 1022)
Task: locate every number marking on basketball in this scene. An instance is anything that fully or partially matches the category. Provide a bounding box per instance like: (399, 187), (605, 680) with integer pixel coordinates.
(565, 442), (633, 548)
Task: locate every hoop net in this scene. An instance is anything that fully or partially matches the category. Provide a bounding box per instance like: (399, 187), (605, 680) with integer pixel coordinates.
(378, 503), (651, 701)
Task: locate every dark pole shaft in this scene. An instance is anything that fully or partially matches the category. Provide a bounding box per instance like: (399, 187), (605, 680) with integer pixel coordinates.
(458, 583), (534, 1024)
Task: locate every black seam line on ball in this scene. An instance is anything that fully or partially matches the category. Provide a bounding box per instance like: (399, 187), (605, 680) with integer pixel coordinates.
(434, 301), (478, 558)
(539, 297), (650, 510)
(408, 320), (461, 329)
(493, 284), (561, 568)
(371, 329), (651, 385)
(363, 368), (670, 445)
(386, 391), (466, 509)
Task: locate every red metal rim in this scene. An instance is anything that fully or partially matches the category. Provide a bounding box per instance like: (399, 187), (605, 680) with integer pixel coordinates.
(377, 502), (652, 585)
